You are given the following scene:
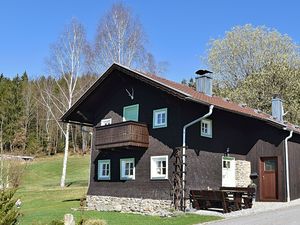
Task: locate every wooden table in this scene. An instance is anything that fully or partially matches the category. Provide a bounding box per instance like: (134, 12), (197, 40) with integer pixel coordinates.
(220, 187), (255, 209)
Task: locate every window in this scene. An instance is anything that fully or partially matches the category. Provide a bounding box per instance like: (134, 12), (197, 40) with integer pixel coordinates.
(123, 104), (139, 122)
(264, 160), (276, 171)
(153, 108), (168, 128)
(120, 158), (135, 180)
(100, 118), (112, 126)
(201, 119), (212, 138)
(150, 155), (168, 179)
(223, 161), (230, 169)
(98, 160), (110, 180)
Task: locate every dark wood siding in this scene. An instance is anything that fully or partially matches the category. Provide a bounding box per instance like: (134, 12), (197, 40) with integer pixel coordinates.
(288, 137), (300, 200)
(85, 69), (300, 202)
(89, 136), (174, 199)
(246, 140), (285, 201)
(88, 71), (183, 199)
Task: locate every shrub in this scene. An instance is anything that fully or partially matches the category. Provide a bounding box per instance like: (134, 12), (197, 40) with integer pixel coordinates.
(0, 188), (20, 225)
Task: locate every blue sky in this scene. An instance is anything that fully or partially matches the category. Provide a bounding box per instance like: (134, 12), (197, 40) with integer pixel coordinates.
(0, 0), (299, 82)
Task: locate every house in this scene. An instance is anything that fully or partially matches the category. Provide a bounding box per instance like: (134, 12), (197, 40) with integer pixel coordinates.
(61, 63), (300, 213)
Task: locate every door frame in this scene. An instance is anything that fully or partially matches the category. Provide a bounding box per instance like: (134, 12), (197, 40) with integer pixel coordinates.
(259, 157), (279, 201)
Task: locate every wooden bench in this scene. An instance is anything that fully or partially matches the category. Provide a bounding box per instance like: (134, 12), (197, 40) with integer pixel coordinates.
(190, 190), (233, 213)
(220, 187), (255, 209)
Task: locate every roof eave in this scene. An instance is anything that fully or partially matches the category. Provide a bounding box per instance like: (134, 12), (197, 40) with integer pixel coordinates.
(185, 96), (294, 132)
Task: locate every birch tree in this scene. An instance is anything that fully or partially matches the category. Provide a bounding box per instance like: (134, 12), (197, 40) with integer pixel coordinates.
(42, 18), (87, 187)
(87, 3), (146, 73)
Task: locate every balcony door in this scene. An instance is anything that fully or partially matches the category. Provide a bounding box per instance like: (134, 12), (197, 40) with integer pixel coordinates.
(123, 104), (139, 122)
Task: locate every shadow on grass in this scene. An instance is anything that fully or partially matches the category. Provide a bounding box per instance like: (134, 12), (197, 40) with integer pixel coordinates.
(42, 179), (88, 188)
(66, 180), (88, 187)
(62, 198), (85, 202)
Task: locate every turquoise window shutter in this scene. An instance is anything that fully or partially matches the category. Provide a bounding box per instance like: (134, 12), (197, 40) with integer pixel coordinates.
(123, 104), (139, 121)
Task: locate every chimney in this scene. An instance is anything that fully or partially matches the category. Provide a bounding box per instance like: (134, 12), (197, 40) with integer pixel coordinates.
(195, 70), (213, 96)
(272, 94), (284, 122)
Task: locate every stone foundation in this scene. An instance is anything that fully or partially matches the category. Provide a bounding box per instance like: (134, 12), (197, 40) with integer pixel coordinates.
(235, 160), (251, 187)
(87, 195), (173, 216)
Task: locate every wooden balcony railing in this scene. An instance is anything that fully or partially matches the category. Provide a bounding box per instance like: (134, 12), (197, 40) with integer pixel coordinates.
(95, 121), (149, 149)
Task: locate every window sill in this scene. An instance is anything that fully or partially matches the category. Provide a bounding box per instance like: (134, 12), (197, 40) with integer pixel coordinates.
(153, 124), (167, 129)
(120, 177), (135, 181)
(150, 176), (168, 180)
(201, 134), (212, 138)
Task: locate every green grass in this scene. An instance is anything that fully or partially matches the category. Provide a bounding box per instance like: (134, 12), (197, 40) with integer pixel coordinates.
(17, 154), (221, 225)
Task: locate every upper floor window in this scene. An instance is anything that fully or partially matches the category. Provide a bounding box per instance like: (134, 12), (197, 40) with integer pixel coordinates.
(100, 118), (112, 126)
(201, 119), (212, 138)
(153, 108), (168, 128)
(150, 155), (168, 179)
(98, 160), (110, 180)
(120, 158), (135, 180)
(123, 104), (139, 122)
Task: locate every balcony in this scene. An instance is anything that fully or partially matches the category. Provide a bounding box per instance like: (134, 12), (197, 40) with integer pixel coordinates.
(95, 121), (149, 149)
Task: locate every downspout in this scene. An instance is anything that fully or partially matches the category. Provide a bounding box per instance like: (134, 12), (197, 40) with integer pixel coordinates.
(182, 105), (214, 210)
(283, 128), (293, 202)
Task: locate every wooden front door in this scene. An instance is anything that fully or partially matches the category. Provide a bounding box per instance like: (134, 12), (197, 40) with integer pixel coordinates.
(260, 157), (278, 200)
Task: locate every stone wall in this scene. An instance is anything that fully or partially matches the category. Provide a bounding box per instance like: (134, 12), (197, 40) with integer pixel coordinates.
(87, 195), (173, 216)
(235, 160), (251, 187)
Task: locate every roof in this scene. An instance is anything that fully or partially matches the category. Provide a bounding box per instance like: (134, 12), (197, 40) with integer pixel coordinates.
(61, 63), (300, 134)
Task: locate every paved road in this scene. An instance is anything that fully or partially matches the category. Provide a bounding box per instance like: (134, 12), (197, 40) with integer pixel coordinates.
(203, 204), (300, 225)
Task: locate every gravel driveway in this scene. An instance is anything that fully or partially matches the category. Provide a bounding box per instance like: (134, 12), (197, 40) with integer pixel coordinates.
(192, 199), (300, 224)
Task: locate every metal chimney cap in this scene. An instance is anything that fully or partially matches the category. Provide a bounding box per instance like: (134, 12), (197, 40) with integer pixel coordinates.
(195, 70), (212, 76)
(272, 94), (282, 99)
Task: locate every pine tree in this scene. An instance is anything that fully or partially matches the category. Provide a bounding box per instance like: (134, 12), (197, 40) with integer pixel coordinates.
(0, 189), (20, 225)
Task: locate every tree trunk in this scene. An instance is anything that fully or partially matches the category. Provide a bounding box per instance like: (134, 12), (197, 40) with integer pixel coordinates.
(71, 125), (76, 154)
(60, 123), (70, 188)
(81, 126), (87, 155)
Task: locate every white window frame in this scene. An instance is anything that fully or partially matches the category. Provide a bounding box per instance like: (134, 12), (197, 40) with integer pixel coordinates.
(150, 155), (168, 180)
(201, 119), (212, 138)
(98, 160), (111, 180)
(120, 158), (135, 180)
(100, 118), (112, 126)
(153, 108), (168, 128)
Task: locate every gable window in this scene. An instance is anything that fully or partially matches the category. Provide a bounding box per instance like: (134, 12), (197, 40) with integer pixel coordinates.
(123, 104), (139, 122)
(153, 108), (168, 128)
(98, 160), (110, 180)
(120, 158), (135, 180)
(100, 118), (112, 126)
(150, 155), (168, 179)
(201, 119), (212, 138)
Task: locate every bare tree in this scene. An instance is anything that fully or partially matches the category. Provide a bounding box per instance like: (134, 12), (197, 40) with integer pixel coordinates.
(42, 18), (88, 188)
(88, 3), (147, 73)
(142, 53), (169, 75)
